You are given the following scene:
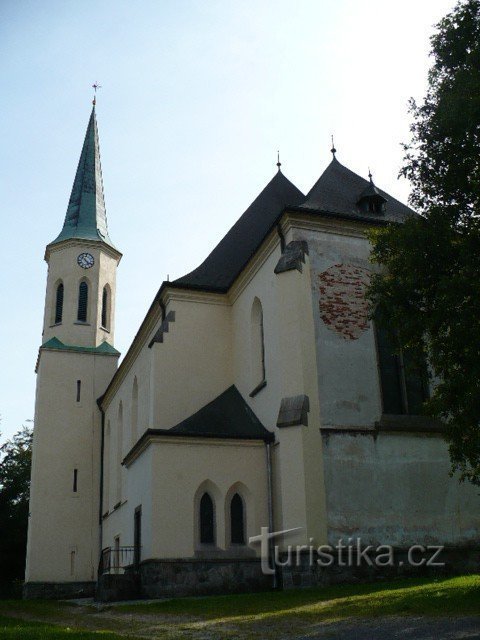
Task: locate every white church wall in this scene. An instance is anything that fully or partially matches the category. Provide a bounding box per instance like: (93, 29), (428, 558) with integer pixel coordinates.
(26, 349), (117, 583)
(148, 438), (268, 558)
(290, 220), (480, 548)
(102, 445), (153, 561)
(150, 296), (233, 429)
(292, 223), (382, 428)
(322, 431), (480, 547)
(231, 229), (329, 547)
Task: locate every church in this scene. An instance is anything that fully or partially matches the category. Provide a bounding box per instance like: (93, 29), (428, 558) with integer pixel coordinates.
(24, 106), (480, 600)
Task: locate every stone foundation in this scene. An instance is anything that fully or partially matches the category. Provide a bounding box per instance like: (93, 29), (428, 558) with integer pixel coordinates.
(96, 573), (141, 602)
(139, 558), (271, 598)
(280, 546), (480, 589)
(23, 581), (95, 600)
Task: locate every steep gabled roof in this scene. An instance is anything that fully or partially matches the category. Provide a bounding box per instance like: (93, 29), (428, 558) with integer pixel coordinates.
(173, 170), (305, 292)
(49, 107), (117, 250)
(168, 384), (273, 440)
(297, 157), (414, 223)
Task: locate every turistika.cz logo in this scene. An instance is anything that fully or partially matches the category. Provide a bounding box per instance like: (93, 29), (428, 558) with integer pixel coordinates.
(249, 527), (444, 575)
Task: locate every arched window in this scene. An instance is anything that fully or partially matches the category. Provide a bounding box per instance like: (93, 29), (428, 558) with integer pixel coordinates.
(251, 297), (266, 389)
(101, 285), (110, 329)
(131, 377), (138, 444)
(230, 493), (245, 544)
(199, 492), (215, 545)
(54, 282), (64, 324)
(77, 281), (88, 322)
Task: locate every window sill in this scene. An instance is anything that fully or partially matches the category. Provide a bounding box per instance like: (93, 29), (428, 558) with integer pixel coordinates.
(249, 379), (267, 398)
(100, 326), (110, 333)
(376, 414), (445, 433)
(50, 322), (62, 328)
(74, 321), (91, 326)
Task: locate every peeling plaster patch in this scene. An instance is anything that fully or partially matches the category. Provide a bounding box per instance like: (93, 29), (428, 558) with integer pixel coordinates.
(318, 263), (372, 340)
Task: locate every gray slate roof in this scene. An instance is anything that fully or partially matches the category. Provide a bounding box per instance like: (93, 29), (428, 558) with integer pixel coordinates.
(298, 157), (413, 223)
(173, 170), (305, 292)
(50, 107), (116, 250)
(172, 158), (414, 294)
(169, 385), (273, 440)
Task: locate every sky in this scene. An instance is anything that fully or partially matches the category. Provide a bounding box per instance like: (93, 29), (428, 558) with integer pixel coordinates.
(0, 0), (455, 440)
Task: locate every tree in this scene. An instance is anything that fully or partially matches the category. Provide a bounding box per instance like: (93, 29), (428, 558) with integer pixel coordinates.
(0, 426), (33, 597)
(368, 0), (480, 485)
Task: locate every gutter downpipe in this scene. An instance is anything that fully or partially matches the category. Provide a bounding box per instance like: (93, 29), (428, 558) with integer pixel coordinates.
(266, 440), (277, 589)
(98, 404), (105, 570)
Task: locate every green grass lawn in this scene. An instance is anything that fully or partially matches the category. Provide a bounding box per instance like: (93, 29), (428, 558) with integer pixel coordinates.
(0, 574), (479, 639)
(0, 615), (127, 639)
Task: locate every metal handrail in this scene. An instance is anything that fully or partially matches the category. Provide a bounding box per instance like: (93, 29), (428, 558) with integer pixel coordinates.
(98, 545), (141, 575)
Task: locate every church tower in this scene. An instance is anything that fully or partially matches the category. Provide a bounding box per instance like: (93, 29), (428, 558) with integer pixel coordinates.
(24, 105), (122, 598)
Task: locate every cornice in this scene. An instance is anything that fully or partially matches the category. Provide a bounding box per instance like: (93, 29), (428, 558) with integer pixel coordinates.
(162, 288), (229, 307)
(280, 211), (371, 240)
(44, 238), (122, 263)
(123, 430), (266, 468)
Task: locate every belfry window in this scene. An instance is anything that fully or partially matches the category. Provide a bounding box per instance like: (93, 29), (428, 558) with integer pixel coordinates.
(199, 493), (215, 545)
(77, 281), (88, 322)
(230, 493), (245, 544)
(55, 283), (64, 324)
(101, 286), (109, 329)
(375, 324), (429, 415)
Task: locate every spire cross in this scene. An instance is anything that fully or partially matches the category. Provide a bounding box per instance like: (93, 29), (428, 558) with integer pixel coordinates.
(92, 82), (102, 106)
(276, 150), (281, 172)
(368, 167), (373, 182)
(330, 135), (336, 157)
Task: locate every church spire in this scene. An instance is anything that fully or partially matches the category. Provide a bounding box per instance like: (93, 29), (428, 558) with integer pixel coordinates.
(49, 106), (115, 249)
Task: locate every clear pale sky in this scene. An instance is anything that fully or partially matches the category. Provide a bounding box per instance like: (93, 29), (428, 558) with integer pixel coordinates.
(0, 0), (454, 439)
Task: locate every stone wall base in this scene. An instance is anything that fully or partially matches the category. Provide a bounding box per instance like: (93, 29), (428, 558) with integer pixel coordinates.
(139, 558), (271, 599)
(96, 573), (141, 602)
(279, 546), (480, 589)
(23, 581), (95, 600)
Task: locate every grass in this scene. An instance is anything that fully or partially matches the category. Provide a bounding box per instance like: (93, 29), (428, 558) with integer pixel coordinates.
(116, 574), (480, 620)
(0, 615), (128, 639)
(0, 574), (478, 639)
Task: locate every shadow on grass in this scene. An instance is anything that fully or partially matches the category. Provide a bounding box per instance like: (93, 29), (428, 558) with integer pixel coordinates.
(115, 574), (480, 621)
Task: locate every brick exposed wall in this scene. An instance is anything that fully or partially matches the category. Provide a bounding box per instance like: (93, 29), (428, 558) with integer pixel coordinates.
(318, 264), (371, 340)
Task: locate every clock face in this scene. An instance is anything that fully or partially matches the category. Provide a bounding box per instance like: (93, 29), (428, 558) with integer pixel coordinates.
(77, 252), (95, 269)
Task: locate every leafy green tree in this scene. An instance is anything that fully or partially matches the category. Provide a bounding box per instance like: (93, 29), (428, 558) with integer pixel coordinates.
(368, 0), (480, 484)
(0, 425), (33, 597)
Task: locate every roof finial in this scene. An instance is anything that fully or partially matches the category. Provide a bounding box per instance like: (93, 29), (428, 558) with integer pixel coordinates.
(276, 150), (281, 172)
(368, 167), (373, 182)
(92, 81), (102, 106)
(330, 135), (336, 157)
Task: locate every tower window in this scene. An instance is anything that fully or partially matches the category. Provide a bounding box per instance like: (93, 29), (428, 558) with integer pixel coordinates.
(101, 286), (109, 329)
(76, 380), (81, 403)
(55, 283), (64, 324)
(230, 493), (245, 544)
(73, 469), (78, 492)
(77, 281), (88, 322)
(199, 492), (215, 545)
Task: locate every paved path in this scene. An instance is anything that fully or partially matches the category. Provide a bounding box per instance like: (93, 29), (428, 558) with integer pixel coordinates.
(303, 616), (480, 639)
